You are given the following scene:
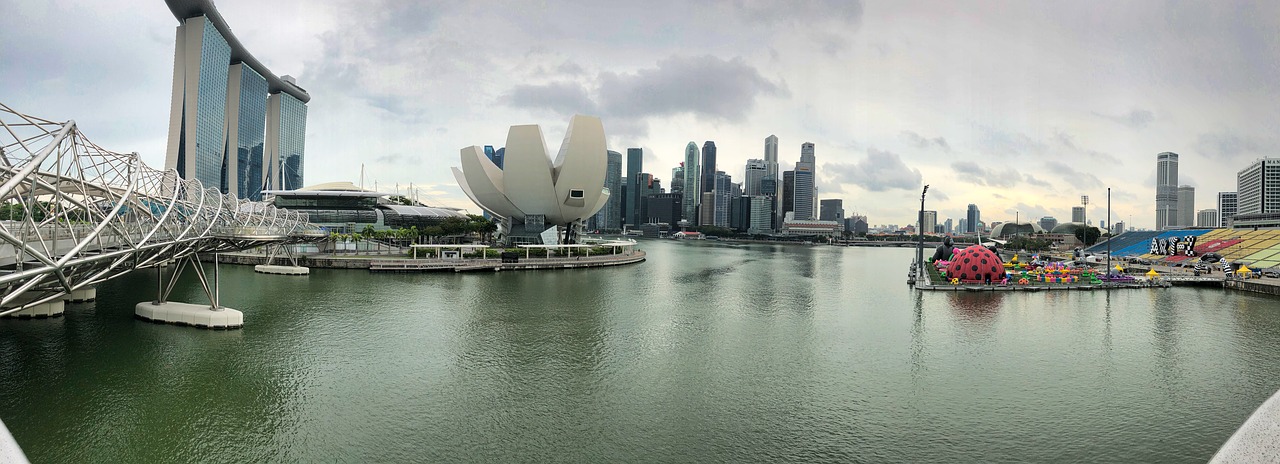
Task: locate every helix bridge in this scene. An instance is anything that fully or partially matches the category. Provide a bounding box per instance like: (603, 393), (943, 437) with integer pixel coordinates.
(0, 102), (323, 321)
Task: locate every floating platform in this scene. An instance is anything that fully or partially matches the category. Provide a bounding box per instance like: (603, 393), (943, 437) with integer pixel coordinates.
(135, 302), (243, 329)
(2, 300), (65, 319)
(64, 287), (96, 303)
(254, 264), (309, 275)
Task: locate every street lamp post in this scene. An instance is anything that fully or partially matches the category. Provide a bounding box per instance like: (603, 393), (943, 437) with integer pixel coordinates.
(1081, 195), (1090, 247)
(1106, 188), (1112, 272)
(916, 184), (929, 282)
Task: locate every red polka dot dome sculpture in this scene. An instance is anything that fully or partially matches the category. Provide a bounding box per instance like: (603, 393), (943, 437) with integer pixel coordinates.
(946, 245), (1006, 283)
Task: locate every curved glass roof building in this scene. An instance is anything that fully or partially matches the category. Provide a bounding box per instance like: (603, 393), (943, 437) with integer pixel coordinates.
(163, 0), (309, 201)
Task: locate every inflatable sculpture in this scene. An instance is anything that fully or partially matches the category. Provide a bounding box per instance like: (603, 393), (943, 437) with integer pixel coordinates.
(931, 236), (956, 262)
(945, 245), (1006, 283)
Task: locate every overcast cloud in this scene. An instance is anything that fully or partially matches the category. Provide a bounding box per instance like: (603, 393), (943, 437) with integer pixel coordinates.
(2, 0), (1278, 228)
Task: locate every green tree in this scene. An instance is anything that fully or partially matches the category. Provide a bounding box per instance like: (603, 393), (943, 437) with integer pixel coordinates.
(1075, 227), (1101, 246)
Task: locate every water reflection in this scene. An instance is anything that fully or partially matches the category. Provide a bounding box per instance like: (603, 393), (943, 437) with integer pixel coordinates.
(946, 292), (1003, 322)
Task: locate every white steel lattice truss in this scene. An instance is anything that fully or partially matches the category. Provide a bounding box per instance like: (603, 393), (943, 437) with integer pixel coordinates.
(0, 103), (323, 315)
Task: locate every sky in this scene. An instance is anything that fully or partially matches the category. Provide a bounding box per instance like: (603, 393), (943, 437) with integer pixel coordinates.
(3, 0), (1278, 229)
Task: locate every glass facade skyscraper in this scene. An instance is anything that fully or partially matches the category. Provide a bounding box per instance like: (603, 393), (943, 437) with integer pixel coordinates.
(683, 142), (699, 225)
(165, 4), (310, 199)
(225, 64), (268, 200)
(626, 148), (643, 227)
(701, 141), (717, 194)
(268, 91), (308, 190)
(793, 143), (816, 220)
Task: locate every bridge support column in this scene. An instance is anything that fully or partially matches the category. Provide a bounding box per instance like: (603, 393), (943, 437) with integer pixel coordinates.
(135, 253), (243, 329)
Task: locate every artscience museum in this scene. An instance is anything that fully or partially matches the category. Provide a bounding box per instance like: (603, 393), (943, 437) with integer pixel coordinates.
(453, 115), (610, 245)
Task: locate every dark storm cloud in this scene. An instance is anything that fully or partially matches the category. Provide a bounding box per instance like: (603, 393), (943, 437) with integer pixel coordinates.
(596, 55), (788, 121)
(1092, 109), (1154, 130)
(505, 81), (599, 116)
(825, 149), (921, 192)
(503, 55), (788, 136)
(900, 131), (951, 152)
(950, 161), (1022, 188)
(1194, 132), (1280, 159)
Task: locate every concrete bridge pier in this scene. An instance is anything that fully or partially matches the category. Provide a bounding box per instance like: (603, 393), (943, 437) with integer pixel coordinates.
(135, 254), (243, 329)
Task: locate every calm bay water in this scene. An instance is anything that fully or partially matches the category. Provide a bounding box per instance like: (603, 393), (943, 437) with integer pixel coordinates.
(2, 241), (1279, 462)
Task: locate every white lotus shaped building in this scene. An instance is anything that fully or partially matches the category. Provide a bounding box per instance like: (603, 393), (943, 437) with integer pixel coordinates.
(453, 115), (610, 244)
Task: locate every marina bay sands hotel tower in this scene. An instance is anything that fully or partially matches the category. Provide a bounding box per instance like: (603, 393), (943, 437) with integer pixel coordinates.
(163, 0), (310, 200)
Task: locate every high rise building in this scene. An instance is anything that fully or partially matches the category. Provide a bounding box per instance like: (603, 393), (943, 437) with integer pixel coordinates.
(1197, 209), (1219, 228)
(744, 159), (767, 196)
(714, 171), (732, 227)
(266, 86), (308, 190)
(699, 192), (716, 226)
(848, 214), (869, 235)
(626, 148), (643, 226)
(682, 142), (699, 225)
(1038, 216), (1058, 231)
(820, 199), (844, 222)
(1236, 158), (1280, 216)
(966, 204), (980, 233)
(782, 171), (795, 219)
(634, 173), (661, 223)
(592, 150), (622, 231)
(944, 218), (954, 235)
(958, 218), (968, 234)
(1112, 221), (1125, 234)
(670, 166), (684, 193)
(748, 196), (772, 235)
(1071, 206), (1085, 223)
(1155, 152), (1179, 230)
(794, 143), (816, 220)
(643, 193), (682, 226)
(919, 210), (936, 235)
(701, 141), (717, 194)
(1218, 191), (1237, 227)
(1177, 185), (1195, 227)
(765, 135), (780, 230)
(165, 7), (310, 198)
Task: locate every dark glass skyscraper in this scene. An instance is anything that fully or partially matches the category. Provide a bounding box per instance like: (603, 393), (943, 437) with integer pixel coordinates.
(966, 203), (981, 233)
(626, 148), (643, 226)
(701, 141), (717, 194)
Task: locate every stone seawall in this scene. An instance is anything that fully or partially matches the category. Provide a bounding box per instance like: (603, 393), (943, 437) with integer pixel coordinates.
(207, 252), (646, 272)
(1224, 279), (1280, 296)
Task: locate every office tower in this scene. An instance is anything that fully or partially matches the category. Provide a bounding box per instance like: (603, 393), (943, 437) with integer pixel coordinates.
(919, 210), (936, 235)
(747, 196), (772, 235)
(1071, 206), (1085, 223)
(1113, 221), (1125, 234)
(1156, 152), (1179, 230)
(1237, 158), (1280, 219)
(944, 218), (954, 235)
(643, 193), (682, 226)
(592, 150), (622, 231)
(714, 171), (732, 227)
(820, 199), (844, 221)
(1197, 209), (1218, 228)
(165, 7), (310, 197)
(670, 166), (684, 193)
(1175, 185), (1195, 227)
(764, 135), (780, 231)
(958, 218), (968, 234)
(794, 143), (816, 220)
(730, 196), (752, 232)
(701, 141), (717, 194)
(682, 142), (700, 225)
(699, 192), (716, 226)
(744, 159), (767, 196)
(619, 179), (627, 226)
(966, 204), (980, 233)
(626, 148), (643, 226)
(1218, 191), (1237, 227)
(634, 173), (660, 223)
(761, 176), (779, 231)
(1038, 216), (1057, 231)
(848, 214), (869, 235)
(782, 171), (795, 219)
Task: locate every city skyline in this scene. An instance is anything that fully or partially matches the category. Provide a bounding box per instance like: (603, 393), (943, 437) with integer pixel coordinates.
(4, 0), (1278, 228)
